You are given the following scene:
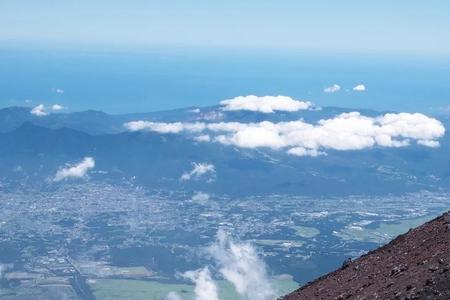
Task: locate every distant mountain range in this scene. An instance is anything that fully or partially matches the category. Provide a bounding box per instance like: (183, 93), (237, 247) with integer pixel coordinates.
(0, 106), (449, 196)
(0, 105), (384, 135)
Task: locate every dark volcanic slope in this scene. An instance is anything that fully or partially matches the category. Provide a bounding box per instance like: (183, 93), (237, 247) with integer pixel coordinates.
(283, 212), (450, 300)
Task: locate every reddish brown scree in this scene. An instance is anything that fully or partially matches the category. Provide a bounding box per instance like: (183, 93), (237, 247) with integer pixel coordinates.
(282, 212), (450, 300)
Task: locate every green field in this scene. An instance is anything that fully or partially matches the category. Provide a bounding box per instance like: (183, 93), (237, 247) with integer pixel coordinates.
(0, 284), (78, 300)
(294, 226), (320, 238)
(334, 215), (435, 244)
(89, 277), (299, 300)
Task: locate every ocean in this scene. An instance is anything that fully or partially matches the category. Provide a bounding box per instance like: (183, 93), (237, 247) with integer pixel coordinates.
(0, 46), (449, 114)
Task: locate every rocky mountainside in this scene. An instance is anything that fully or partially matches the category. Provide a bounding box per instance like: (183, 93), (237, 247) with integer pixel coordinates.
(283, 212), (450, 300)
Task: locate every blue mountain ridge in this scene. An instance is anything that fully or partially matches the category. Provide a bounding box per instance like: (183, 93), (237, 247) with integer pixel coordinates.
(0, 105), (448, 196)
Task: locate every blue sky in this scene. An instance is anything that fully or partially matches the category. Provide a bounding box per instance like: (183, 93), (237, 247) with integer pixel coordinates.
(1, 1), (450, 55)
(1, 1), (449, 113)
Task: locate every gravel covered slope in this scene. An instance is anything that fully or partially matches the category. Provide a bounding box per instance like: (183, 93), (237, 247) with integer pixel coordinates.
(283, 212), (450, 300)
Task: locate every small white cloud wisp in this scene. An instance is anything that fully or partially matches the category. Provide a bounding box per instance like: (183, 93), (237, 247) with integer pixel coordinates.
(183, 267), (220, 300)
(30, 103), (65, 116)
(182, 230), (275, 300)
(180, 162), (215, 181)
(208, 229), (275, 300)
(193, 135), (211, 142)
(30, 104), (48, 116)
(124, 121), (205, 134)
(323, 84), (341, 93)
(191, 192), (210, 203)
(353, 84), (366, 92)
(54, 157), (95, 182)
(52, 88), (65, 94)
(51, 104), (65, 111)
(166, 291), (183, 300)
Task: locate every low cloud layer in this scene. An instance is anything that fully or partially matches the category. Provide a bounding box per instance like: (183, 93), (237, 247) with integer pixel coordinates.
(125, 112), (445, 157)
(54, 157), (95, 182)
(220, 95), (312, 113)
(181, 163), (216, 181)
(324, 84), (341, 93)
(183, 267), (219, 300)
(208, 230), (275, 300)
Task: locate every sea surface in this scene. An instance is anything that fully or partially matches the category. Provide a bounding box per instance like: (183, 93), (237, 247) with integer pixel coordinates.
(0, 46), (449, 114)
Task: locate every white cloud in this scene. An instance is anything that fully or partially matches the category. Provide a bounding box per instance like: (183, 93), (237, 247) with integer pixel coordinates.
(183, 267), (219, 300)
(181, 163), (215, 181)
(207, 122), (249, 133)
(353, 84), (366, 91)
(208, 230), (275, 300)
(124, 121), (184, 133)
(54, 157), (95, 182)
(30, 103), (65, 115)
(52, 88), (64, 94)
(323, 84), (341, 93)
(126, 112), (445, 157)
(30, 104), (48, 116)
(417, 139), (440, 148)
(198, 111), (224, 122)
(166, 291), (183, 300)
(190, 108), (201, 113)
(193, 135), (211, 142)
(215, 123), (285, 149)
(220, 95), (312, 113)
(191, 192), (210, 204)
(212, 112), (444, 155)
(124, 121), (205, 134)
(51, 104), (65, 111)
(287, 147), (326, 157)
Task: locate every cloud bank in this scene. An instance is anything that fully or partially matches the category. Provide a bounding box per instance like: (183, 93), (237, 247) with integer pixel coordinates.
(220, 95), (312, 113)
(208, 230), (275, 300)
(183, 267), (219, 300)
(126, 112), (445, 157)
(180, 163), (216, 181)
(324, 84), (341, 93)
(54, 157), (95, 182)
